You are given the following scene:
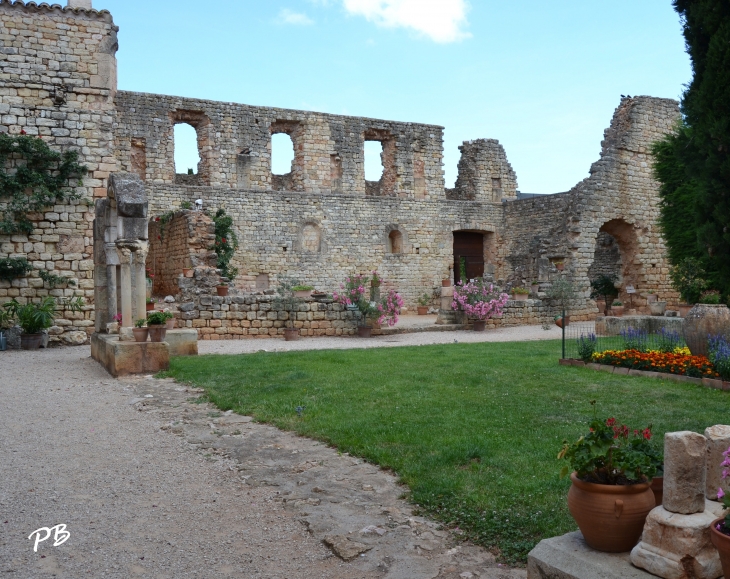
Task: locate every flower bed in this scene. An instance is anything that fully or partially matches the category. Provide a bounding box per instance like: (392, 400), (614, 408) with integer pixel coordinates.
(591, 348), (719, 378)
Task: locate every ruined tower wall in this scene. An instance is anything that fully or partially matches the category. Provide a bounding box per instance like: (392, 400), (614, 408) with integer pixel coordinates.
(500, 96), (681, 317)
(448, 139), (518, 202)
(0, 0), (119, 343)
(114, 91), (446, 200)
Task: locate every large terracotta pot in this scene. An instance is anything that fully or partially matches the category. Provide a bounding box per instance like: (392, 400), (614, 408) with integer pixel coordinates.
(417, 306), (428, 315)
(357, 325), (372, 338)
(283, 328), (299, 341)
(132, 327), (149, 343)
(472, 320), (486, 331)
(567, 472), (655, 552)
(611, 306), (625, 317)
(148, 325), (167, 343)
(710, 518), (730, 579)
(20, 333), (43, 350)
(595, 299), (606, 314)
(683, 304), (730, 357)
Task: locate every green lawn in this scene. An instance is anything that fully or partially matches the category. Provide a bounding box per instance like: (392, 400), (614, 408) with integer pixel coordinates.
(161, 340), (730, 563)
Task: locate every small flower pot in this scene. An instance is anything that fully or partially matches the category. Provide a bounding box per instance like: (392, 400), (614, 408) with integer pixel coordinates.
(646, 294), (658, 303)
(512, 293), (528, 301)
(649, 301), (667, 316)
(442, 279), (451, 287)
(146, 302), (155, 312)
(147, 325), (167, 343)
(183, 268), (193, 278)
(611, 306), (625, 317)
(554, 315), (570, 328)
(711, 518), (730, 578)
(165, 318), (176, 330)
(294, 290), (311, 299)
(216, 285), (229, 297)
(531, 284), (539, 294)
(417, 306), (428, 315)
(132, 327), (149, 343)
(472, 320), (486, 331)
(555, 263), (565, 271)
(20, 333), (43, 350)
(357, 325), (373, 338)
(283, 328), (299, 341)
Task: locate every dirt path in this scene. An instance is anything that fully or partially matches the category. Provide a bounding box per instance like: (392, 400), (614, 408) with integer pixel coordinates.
(0, 347), (526, 579)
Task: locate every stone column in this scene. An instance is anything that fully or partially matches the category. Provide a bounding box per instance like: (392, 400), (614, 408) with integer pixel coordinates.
(118, 246), (133, 333)
(663, 431), (707, 514)
(134, 243), (149, 324)
(106, 264), (117, 324)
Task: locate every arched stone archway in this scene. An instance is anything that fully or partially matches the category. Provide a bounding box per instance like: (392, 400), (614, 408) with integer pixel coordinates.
(590, 219), (642, 304)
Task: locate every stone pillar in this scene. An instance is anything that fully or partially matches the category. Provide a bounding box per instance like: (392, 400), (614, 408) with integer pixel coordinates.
(106, 264), (117, 324)
(118, 247), (133, 333)
(134, 244), (149, 324)
(705, 425), (730, 500)
(663, 431), (707, 514)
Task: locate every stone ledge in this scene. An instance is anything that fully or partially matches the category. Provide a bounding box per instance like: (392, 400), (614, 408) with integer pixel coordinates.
(91, 333), (169, 377)
(527, 531), (656, 579)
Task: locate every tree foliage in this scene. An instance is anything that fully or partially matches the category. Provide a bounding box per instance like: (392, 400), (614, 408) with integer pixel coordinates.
(654, 1), (730, 296)
(0, 134), (87, 234)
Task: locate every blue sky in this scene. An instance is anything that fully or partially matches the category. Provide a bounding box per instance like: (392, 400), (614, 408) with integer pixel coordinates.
(99, 0), (690, 193)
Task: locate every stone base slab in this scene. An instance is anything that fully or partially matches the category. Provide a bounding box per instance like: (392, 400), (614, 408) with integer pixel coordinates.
(164, 329), (198, 356)
(630, 504), (723, 579)
(91, 333), (170, 377)
(527, 531), (657, 579)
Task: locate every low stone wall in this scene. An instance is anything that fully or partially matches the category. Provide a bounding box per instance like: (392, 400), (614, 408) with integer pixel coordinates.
(175, 294), (359, 339)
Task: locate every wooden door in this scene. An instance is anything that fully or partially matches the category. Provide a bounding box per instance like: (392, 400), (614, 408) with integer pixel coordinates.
(453, 232), (484, 284)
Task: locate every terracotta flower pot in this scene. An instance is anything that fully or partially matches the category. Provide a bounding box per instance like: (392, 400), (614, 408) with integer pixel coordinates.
(567, 472), (655, 553)
(216, 285), (229, 297)
(146, 302), (155, 312)
(472, 320), (486, 331)
(554, 315), (570, 328)
(294, 290), (311, 299)
(357, 325), (372, 338)
(710, 518), (730, 578)
(595, 300), (606, 314)
(417, 306), (428, 315)
(646, 294), (658, 303)
(284, 328), (299, 341)
(147, 325), (167, 343)
(183, 268), (193, 278)
(165, 318), (176, 330)
(611, 306), (624, 317)
(132, 327), (149, 343)
(20, 333), (43, 350)
(650, 476), (663, 506)
(677, 304), (693, 318)
(683, 304), (730, 357)
(442, 279), (451, 287)
(555, 263), (565, 271)
(531, 284), (539, 293)
(512, 293), (528, 301)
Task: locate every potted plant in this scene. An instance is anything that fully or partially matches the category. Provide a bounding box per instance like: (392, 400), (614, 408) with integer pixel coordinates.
(611, 300), (625, 317)
(0, 308), (13, 351)
(590, 274), (619, 316)
(3, 296), (82, 350)
(645, 290), (658, 304)
(452, 279), (509, 331)
(546, 276), (577, 326)
(291, 285), (314, 299)
(216, 282), (229, 297)
(182, 267), (193, 278)
(133, 319), (148, 342)
(146, 297), (155, 312)
(669, 257), (706, 316)
(334, 272), (403, 337)
(554, 260), (565, 271)
(163, 310), (176, 330)
(558, 413), (661, 552)
(146, 311), (168, 342)
(211, 208), (239, 293)
(710, 446), (730, 577)
(417, 292), (431, 315)
(275, 277), (302, 341)
(511, 286), (530, 301)
(531, 280), (539, 293)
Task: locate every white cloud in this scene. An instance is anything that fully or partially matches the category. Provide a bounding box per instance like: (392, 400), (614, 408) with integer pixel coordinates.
(342, 0), (470, 43)
(277, 8), (315, 26)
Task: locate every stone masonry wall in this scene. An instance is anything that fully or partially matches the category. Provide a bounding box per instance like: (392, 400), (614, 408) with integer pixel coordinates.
(0, 0), (119, 342)
(447, 139), (518, 202)
(114, 91), (445, 200)
(147, 211), (216, 297)
(500, 96), (682, 319)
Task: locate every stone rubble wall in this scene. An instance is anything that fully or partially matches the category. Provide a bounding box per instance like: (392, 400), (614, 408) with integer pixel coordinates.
(114, 91), (446, 200)
(147, 211), (217, 297)
(0, 1), (119, 343)
(587, 231), (622, 282)
(447, 139), (518, 202)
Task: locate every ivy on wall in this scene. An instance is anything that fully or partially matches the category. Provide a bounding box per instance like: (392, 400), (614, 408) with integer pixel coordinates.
(0, 134), (87, 234)
(210, 209), (239, 280)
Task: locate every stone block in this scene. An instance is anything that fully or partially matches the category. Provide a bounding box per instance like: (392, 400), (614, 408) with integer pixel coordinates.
(163, 329), (198, 356)
(704, 425), (730, 500)
(91, 333), (169, 377)
(664, 431), (707, 514)
(527, 531), (655, 579)
(630, 504), (722, 579)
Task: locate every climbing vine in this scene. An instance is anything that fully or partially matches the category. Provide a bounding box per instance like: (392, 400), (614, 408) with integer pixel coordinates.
(210, 208), (239, 280)
(0, 134), (87, 234)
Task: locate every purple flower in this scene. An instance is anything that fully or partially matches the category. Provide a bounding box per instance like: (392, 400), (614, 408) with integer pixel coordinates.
(719, 487), (725, 500)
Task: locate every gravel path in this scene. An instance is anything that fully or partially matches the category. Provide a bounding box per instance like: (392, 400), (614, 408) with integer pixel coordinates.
(199, 322), (562, 355)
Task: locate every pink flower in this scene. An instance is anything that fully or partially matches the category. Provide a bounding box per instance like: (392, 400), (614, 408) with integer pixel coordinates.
(718, 488), (725, 500)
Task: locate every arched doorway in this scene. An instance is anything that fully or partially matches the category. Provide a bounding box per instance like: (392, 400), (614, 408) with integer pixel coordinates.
(453, 231), (484, 284)
(589, 219), (641, 302)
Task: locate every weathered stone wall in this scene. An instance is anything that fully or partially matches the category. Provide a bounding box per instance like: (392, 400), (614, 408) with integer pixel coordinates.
(501, 96), (682, 317)
(114, 91), (445, 200)
(587, 232), (622, 282)
(447, 139), (518, 202)
(147, 211), (216, 297)
(0, 0), (119, 342)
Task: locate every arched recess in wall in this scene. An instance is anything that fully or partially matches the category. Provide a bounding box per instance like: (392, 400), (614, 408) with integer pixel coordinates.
(170, 109), (212, 185)
(589, 219), (644, 302)
(294, 221), (327, 254)
(384, 224), (408, 255)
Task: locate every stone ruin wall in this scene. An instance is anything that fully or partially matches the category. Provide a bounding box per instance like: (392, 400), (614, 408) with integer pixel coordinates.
(500, 96), (682, 319)
(0, 0), (119, 343)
